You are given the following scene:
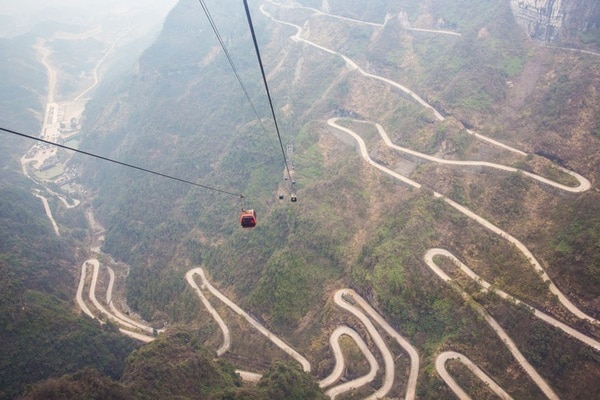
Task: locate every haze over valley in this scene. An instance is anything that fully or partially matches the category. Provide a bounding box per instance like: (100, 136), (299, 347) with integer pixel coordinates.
(1, 0), (600, 398)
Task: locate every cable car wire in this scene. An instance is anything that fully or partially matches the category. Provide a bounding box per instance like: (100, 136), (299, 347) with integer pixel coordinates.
(242, 0), (293, 180)
(0, 126), (244, 198)
(196, 0), (271, 137)
(197, 0), (293, 182)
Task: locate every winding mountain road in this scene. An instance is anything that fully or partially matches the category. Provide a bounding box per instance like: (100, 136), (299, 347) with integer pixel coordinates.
(334, 289), (419, 400)
(68, 2), (598, 398)
(76, 259), (155, 342)
(333, 290), (395, 399)
(426, 249), (600, 351)
(186, 268), (311, 372)
(266, 0), (385, 27)
(22, 28), (128, 236)
(320, 326), (379, 399)
(266, 0), (461, 36)
(88, 259), (143, 332)
(177, 3), (599, 398)
(435, 351), (513, 400)
(327, 117), (597, 327)
(185, 269), (231, 356)
(259, 4), (598, 397)
(185, 267), (419, 399)
(424, 250), (559, 399)
(369, 120), (589, 192)
(76, 261), (97, 321)
(106, 266), (158, 335)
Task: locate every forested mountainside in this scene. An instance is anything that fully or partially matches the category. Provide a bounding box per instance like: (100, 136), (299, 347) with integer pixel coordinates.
(0, 35), (46, 133)
(23, 329), (325, 400)
(0, 34), (142, 400)
(4, 0), (600, 398)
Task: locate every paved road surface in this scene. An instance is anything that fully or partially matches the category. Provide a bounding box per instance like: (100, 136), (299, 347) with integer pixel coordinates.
(33, 193), (60, 236)
(76, 259), (155, 342)
(321, 326), (379, 399)
(426, 249), (600, 351)
(435, 351), (513, 400)
(263, 2), (595, 327)
(185, 269), (231, 356)
(327, 118), (597, 326)
(186, 268), (311, 372)
(334, 289), (420, 400)
(424, 251), (559, 399)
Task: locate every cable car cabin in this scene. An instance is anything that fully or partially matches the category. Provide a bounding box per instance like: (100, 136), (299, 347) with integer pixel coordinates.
(240, 209), (257, 228)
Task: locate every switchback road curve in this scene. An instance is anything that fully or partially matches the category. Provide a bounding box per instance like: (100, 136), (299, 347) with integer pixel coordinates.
(76, 259), (155, 342)
(186, 268), (311, 372)
(425, 249), (600, 352)
(185, 268), (420, 399)
(261, 3), (595, 326)
(424, 250), (561, 399)
(319, 325), (379, 399)
(435, 351), (513, 400)
(327, 118), (597, 326)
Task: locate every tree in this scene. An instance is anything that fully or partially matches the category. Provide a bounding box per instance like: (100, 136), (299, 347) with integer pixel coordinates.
(257, 362), (326, 400)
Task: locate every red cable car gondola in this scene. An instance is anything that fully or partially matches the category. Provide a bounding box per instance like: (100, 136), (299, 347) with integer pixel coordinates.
(240, 209), (257, 228)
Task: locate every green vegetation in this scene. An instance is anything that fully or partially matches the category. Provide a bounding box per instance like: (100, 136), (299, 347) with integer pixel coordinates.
(580, 28), (600, 47)
(0, 36), (47, 133)
(0, 176), (139, 399)
(22, 368), (132, 400)
(3, 0), (600, 397)
(462, 90), (493, 111)
(504, 56), (524, 77)
(405, 1), (528, 120)
(591, 112), (600, 139)
(483, 296), (600, 399)
(548, 194), (600, 306)
(257, 361), (326, 400)
(23, 329), (325, 400)
(352, 194), (457, 349)
(121, 330), (243, 399)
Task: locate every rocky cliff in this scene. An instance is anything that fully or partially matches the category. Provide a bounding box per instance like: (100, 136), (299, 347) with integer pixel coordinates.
(510, 0), (600, 42)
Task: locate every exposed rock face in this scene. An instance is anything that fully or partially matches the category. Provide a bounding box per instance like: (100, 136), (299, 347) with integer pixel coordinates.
(510, 0), (600, 42)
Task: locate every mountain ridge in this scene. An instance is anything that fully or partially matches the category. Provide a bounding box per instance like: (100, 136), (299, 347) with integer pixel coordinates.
(2, 0), (600, 397)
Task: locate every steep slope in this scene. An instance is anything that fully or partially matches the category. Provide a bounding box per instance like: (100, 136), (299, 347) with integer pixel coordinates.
(23, 329), (325, 400)
(0, 34), (46, 133)
(0, 27), (139, 400)
(78, 0), (283, 321)
(0, 165), (139, 400)
(510, 0), (600, 45)
(71, 0), (600, 398)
